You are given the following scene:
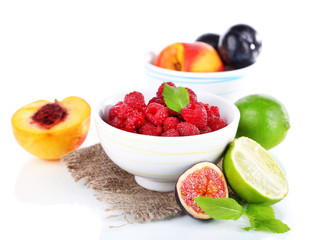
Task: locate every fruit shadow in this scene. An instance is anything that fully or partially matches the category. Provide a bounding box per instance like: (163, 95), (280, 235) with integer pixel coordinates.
(14, 157), (100, 206)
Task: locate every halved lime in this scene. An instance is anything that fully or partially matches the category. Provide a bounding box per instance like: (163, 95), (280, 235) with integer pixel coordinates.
(223, 137), (288, 204)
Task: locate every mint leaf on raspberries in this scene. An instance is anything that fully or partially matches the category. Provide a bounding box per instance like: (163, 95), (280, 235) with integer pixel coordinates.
(162, 83), (190, 114)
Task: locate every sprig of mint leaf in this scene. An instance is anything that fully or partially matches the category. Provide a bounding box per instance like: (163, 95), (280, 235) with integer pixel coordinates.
(162, 83), (190, 114)
(195, 197), (290, 233)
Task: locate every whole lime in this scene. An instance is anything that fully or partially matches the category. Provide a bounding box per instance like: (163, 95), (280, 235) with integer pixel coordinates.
(235, 94), (290, 150)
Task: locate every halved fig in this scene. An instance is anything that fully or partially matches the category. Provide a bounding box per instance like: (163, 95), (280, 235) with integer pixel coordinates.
(175, 161), (229, 220)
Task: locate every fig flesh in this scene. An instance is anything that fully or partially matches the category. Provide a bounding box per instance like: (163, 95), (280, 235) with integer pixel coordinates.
(175, 161), (229, 220)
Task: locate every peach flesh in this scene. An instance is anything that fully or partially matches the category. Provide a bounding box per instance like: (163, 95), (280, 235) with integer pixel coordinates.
(11, 96), (91, 160)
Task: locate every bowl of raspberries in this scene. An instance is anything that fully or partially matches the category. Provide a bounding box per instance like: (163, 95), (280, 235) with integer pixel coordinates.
(95, 82), (240, 192)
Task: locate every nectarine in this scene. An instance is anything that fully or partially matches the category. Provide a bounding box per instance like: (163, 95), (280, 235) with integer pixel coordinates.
(11, 96), (91, 160)
(155, 42), (224, 72)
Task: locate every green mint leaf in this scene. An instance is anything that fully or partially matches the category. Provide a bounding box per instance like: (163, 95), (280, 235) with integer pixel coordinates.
(194, 197), (245, 220)
(242, 215), (256, 231)
(194, 197), (290, 234)
(252, 219), (291, 233)
(246, 204), (275, 220)
(242, 224), (255, 231)
(162, 83), (190, 114)
(243, 204), (290, 233)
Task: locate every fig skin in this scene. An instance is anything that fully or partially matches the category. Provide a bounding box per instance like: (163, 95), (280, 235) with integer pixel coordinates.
(175, 161), (229, 220)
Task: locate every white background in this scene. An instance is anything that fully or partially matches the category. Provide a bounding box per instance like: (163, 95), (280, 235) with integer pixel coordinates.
(1, 0), (315, 239)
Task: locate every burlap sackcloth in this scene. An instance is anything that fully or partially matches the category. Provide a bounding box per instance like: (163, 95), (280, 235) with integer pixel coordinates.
(61, 143), (183, 224)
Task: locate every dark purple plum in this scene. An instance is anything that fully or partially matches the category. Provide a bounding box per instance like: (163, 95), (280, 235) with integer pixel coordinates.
(218, 24), (262, 69)
(196, 33), (220, 51)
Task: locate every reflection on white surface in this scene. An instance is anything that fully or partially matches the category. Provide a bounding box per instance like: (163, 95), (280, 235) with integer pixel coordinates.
(15, 158), (96, 205)
(3, 156), (105, 239)
(99, 213), (293, 240)
(12, 155), (295, 240)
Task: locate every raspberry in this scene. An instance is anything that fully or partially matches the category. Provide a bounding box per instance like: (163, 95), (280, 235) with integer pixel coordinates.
(209, 117), (228, 131)
(161, 128), (180, 137)
(168, 108), (181, 118)
(109, 102), (133, 120)
(109, 101), (123, 120)
(176, 122), (200, 136)
(210, 106), (220, 117)
(181, 102), (207, 129)
(203, 103), (220, 118)
(148, 96), (166, 106)
(156, 82), (175, 97)
(138, 122), (163, 136)
(124, 91), (146, 112)
(145, 103), (169, 126)
(203, 104), (227, 131)
(108, 109), (145, 133)
(203, 104), (218, 124)
(108, 100), (145, 133)
(122, 123), (137, 133)
(108, 116), (125, 129)
(125, 110), (146, 129)
(200, 126), (212, 134)
(148, 96), (181, 117)
(163, 117), (180, 131)
(185, 87), (197, 103)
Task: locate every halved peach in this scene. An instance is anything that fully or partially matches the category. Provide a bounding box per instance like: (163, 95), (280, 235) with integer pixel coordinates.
(11, 96), (91, 160)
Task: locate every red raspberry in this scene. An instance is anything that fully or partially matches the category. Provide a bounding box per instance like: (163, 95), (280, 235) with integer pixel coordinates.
(109, 101), (123, 120)
(185, 87), (197, 103)
(209, 117), (228, 131)
(156, 82), (175, 97)
(176, 122), (200, 136)
(168, 108), (181, 118)
(203, 104), (218, 124)
(181, 102), (208, 129)
(109, 102), (133, 120)
(125, 110), (146, 129)
(122, 124), (137, 133)
(203, 104), (227, 131)
(163, 117), (180, 131)
(124, 91), (146, 112)
(138, 122), (163, 136)
(148, 96), (181, 118)
(161, 128), (180, 137)
(200, 126), (212, 134)
(108, 99), (145, 133)
(145, 103), (169, 126)
(108, 109), (145, 133)
(210, 106), (220, 117)
(108, 116), (125, 129)
(148, 96), (166, 106)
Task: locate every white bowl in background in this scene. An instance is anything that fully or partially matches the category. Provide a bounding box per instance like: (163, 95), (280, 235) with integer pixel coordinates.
(95, 89), (240, 192)
(144, 51), (255, 102)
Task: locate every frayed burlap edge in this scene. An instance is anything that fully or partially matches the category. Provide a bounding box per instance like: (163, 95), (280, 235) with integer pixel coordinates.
(61, 144), (183, 224)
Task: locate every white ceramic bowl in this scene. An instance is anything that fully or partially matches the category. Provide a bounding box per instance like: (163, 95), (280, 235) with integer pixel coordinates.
(144, 51), (255, 102)
(95, 90), (240, 192)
